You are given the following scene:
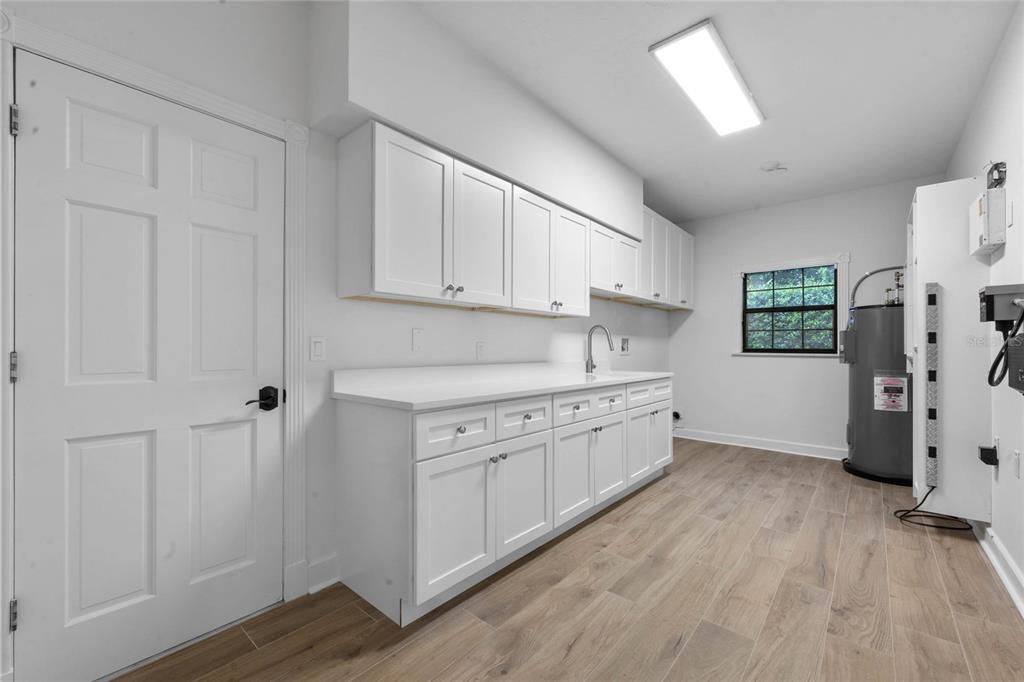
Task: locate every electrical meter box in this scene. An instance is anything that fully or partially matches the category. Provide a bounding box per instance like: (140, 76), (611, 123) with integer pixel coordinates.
(969, 187), (1007, 257)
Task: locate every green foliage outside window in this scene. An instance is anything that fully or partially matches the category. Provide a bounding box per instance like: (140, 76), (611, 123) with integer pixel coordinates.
(743, 265), (837, 353)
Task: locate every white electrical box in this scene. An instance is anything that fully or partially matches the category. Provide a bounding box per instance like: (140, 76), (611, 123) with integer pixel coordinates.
(969, 187), (1006, 256)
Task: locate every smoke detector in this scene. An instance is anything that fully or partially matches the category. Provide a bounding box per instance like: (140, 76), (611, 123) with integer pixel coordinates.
(760, 161), (788, 175)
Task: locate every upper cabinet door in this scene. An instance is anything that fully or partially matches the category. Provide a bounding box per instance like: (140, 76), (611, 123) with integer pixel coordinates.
(639, 209), (654, 299)
(613, 234), (641, 297)
(512, 188), (556, 313)
(553, 207), (591, 317)
(667, 226), (682, 307)
(678, 230), (694, 308)
(650, 216), (668, 303)
(373, 126), (454, 300)
(452, 161), (512, 307)
(590, 223), (616, 294)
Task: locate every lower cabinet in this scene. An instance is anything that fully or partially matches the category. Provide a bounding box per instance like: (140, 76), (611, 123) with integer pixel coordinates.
(415, 443), (498, 603)
(592, 413), (627, 504)
(495, 431), (554, 559)
(553, 422), (595, 528)
(626, 400), (674, 484)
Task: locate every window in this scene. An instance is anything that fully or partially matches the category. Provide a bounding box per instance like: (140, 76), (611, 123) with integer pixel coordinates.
(742, 265), (837, 353)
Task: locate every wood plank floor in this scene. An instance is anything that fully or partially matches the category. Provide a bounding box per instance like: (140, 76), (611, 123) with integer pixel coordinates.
(120, 439), (1024, 681)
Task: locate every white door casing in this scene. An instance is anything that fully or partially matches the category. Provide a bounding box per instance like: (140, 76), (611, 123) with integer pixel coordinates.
(13, 52), (285, 680)
(452, 161), (512, 307)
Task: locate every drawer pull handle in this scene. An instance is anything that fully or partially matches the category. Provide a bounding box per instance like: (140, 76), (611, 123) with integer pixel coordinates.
(523, 413), (532, 421)
(445, 284), (455, 292)
(499, 453), (508, 460)
(609, 398), (616, 404)
(573, 404), (581, 411)
(489, 456), (499, 464)
(456, 425), (467, 435)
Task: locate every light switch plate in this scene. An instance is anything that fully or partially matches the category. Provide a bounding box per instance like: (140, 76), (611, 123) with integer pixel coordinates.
(411, 328), (424, 352)
(309, 336), (326, 362)
(476, 341), (487, 361)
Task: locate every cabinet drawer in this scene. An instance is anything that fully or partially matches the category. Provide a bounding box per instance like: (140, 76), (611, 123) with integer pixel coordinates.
(626, 378), (673, 409)
(496, 395), (553, 441)
(414, 404), (495, 461)
(592, 385), (626, 417)
(553, 389), (599, 427)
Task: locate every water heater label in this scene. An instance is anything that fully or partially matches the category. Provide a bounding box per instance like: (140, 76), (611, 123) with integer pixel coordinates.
(874, 374), (908, 412)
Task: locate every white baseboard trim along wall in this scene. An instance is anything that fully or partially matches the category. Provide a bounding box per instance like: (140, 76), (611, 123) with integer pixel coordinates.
(674, 428), (846, 461)
(975, 525), (1024, 621)
(307, 552), (341, 594)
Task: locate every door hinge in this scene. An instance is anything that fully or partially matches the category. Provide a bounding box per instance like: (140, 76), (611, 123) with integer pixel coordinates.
(8, 351), (17, 383)
(8, 104), (18, 137)
(8, 599), (17, 632)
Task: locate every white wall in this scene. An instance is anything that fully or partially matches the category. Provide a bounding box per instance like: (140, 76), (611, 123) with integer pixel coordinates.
(336, 1), (644, 238)
(6, 1), (309, 124)
(946, 4), (1024, 599)
(670, 176), (939, 458)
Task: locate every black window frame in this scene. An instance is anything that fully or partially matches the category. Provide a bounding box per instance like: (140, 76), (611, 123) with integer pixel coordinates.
(741, 265), (838, 354)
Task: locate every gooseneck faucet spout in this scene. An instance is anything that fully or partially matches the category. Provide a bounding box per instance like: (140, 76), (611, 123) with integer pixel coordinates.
(586, 325), (615, 374)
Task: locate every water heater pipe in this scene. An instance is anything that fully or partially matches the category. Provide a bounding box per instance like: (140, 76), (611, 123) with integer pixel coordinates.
(849, 265), (906, 309)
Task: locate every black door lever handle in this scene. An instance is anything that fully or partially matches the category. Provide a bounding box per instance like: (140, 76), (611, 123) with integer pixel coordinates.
(246, 386), (279, 411)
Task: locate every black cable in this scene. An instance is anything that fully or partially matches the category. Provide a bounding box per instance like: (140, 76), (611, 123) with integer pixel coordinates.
(989, 307), (1024, 387)
(893, 485), (972, 532)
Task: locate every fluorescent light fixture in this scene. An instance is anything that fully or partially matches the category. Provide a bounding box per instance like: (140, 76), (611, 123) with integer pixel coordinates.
(650, 19), (763, 136)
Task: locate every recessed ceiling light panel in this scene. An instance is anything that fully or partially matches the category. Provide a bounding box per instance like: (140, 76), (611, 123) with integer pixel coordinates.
(650, 19), (763, 136)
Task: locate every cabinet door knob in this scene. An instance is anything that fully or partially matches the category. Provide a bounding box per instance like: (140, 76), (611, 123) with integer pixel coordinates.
(445, 284), (455, 292)
(654, 292), (661, 298)
(499, 452), (508, 460)
(609, 398), (615, 404)
(573, 404), (581, 411)
(597, 425), (604, 432)
(456, 425), (467, 434)
(523, 413), (532, 421)
(489, 456), (499, 464)
(455, 285), (465, 293)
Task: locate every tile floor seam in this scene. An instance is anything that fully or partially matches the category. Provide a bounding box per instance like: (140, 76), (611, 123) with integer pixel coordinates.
(926, 527), (975, 682)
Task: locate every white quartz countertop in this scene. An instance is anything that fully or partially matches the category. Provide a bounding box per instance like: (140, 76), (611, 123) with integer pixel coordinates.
(330, 363), (674, 411)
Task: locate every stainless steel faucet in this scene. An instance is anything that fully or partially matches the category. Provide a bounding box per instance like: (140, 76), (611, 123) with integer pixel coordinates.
(586, 325), (615, 374)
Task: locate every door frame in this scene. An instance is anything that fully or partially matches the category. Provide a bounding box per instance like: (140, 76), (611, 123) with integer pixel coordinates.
(0, 14), (310, 677)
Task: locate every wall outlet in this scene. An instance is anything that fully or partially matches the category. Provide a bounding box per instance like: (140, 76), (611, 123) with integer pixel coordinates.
(476, 341), (487, 361)
(620, 337), (630, 356)
(411, 328), (424, 352)
(309, 336), (326, 362)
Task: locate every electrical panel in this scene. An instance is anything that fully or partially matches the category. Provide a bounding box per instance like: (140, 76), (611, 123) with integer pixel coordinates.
(969, 187), (1006, 257)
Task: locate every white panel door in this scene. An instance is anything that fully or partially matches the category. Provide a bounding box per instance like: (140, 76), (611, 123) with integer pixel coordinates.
(552, 207), (590, 317)
(495, 431), (554, 558)
(651, 216), (669, 303)
(650, 401), (674, 468)
(626, 406), (652, 484)
(512, 187), (556, 313)
(639, 209), (655, 299)
(13, 52), (284, 681)
(373, 125), (453, 300)
(415, 444), (498, 603)
(452, 161), (512, 307)
(590, 222), (616, 293)
(678, 230), (695, 308)
(592, 414), (627, 504)
(613, 234), (641, 297)
(553, 423), (594, 527)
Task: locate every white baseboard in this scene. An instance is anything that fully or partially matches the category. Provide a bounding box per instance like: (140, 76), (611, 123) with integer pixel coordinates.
(307, 552), (340, 594)
(975, 524), (1024, 621)
(674, 427), (846, 461)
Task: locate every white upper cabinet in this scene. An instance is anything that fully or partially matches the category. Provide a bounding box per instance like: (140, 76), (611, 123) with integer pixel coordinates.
(639, 209), (655, 299)
(650, 215), (668, 303)
(513, 187), (590, 317)
(453, 161), (512, 307)
(553, 208), (591, 317)
(372, 125), (454, 300)
(613, 233), (641, 297)
(512, 187), (556, 313)
(591, 221), (640, 298)
(677, 230), (694, 308)
(590, 223), (616, 292)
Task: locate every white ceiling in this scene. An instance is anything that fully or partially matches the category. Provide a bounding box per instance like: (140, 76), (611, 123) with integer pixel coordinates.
(418, 1), (1017, 222)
